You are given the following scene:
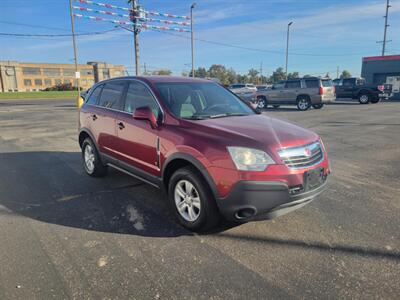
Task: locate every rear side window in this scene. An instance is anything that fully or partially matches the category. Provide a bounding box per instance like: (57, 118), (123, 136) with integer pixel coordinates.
(343, 78), (355, 86)
(86, 85), (103, 105)
(285, 81), (301, 89)
(305, 80), (319, 88)
(321, 80), (333, 87)
(124, 81), (160, 119)
(98, 81), (126, 110)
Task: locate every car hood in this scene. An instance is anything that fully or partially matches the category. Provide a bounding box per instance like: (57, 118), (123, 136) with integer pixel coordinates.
(185, 114), (319, 153)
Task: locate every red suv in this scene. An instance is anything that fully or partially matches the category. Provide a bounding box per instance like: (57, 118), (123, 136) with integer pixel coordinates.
(79, 76), (330, 231)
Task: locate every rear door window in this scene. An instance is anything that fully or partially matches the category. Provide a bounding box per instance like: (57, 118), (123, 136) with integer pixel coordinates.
(98, 81), (126, 110)
(86, 84), (103, 105)
(305, 79), (319, 88)
(343, 78), (355, 87)
(285, 81), (301, 89)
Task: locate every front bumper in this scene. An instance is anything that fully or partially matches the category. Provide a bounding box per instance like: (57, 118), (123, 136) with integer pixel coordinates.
(217, 177), (328, 221)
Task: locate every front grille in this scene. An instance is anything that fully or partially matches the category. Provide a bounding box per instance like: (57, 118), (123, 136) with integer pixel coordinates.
(278, 141), (323, 169)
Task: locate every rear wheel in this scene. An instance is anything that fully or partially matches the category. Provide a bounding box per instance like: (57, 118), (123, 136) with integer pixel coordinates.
(296, 96), (311, 111)
(312, 103), (324, 109)
(358, 93), (370, 104)
(81, 138), (108, 177)
(257, 96), (267, 109)
(168, 167), (220, 232)
(370, 97), (380, 104)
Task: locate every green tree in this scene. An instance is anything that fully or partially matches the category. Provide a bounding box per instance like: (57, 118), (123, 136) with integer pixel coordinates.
(287, 71), (299, 79)
(340, 70), (352, 79)
(247, 68), (259, 84)
(208, 64), (231, 85)
(194, 67), (208, 78)
(271, 67), (286, 83)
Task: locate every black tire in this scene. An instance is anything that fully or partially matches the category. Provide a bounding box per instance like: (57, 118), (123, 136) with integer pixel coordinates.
(256, 96), (267, 110)
(312, 103), (324, 109)
(370, 97), (380, 104)
(81, 138), (108, 177)
(168, 166), (220, 232)
(273, 105), (280, 108)
(358, 93), (371, 104)
(296, 96), (311, 111)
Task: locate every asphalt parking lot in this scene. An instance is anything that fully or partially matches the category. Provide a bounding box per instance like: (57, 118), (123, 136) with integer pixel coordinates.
(0, 99), (399, 299)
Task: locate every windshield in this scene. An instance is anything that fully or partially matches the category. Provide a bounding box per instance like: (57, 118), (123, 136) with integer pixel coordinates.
(156, 82), (254, 120)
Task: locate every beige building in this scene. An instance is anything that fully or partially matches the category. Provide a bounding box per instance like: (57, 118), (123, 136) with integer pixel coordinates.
(0, 61), (126, 92)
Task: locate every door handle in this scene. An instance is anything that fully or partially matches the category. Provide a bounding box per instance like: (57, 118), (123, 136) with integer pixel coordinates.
(118, 122), (125, 130)
(92, 114), (97, 121)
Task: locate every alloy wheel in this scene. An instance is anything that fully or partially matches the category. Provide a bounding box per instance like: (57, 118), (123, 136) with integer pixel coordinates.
(174, 180), (201, 222)
(84, 144), (95, 173)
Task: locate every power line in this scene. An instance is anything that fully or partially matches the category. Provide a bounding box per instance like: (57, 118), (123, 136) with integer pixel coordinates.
(150, 29), (372, 57)
(0, 28), (121, 37)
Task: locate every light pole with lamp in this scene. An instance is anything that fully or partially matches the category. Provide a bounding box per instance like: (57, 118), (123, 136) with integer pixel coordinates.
(285, 21), (293, 79)
(190, 3), (196, 77)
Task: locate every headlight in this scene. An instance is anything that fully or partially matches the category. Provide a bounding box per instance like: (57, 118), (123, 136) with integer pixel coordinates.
(227, 147), (275, 171)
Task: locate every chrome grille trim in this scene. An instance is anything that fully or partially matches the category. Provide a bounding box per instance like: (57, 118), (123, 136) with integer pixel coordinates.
(278, 141), (324, 169)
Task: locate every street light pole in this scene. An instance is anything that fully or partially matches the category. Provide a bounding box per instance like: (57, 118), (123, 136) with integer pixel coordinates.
(285, 21), (293, 80)
(68, 0), (81, 103)
(190, 3), (196, 77)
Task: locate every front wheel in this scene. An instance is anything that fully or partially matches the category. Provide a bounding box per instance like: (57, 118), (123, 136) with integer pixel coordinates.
(358, 93), (370, 104)
(296, 96), (311, 111)
(81, 138), (108, 177)
(257, 97), (267, 109)
(168, 167), (220, 232)
(312, 103), (324, 109)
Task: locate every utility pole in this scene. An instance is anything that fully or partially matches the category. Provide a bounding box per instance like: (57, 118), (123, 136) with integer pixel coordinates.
(190, 3), (196, 77)
(143, 62), (147, 75)
(381, 0), (390, 56)
(129, 0), (140, 75)
(285, 21), (293, 80)
(68, 0), (81, 102)
(259, 62), (263, 85)
(336, 66), (339, 79)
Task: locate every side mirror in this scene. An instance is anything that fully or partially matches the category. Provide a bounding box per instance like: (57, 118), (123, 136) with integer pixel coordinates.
(133, 106), (158, 129)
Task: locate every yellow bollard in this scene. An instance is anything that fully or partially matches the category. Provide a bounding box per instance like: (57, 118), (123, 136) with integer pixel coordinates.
(77, 96), (84, 108)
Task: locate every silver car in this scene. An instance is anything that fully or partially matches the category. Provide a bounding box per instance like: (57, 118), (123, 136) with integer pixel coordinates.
(255, 77), (336, 111)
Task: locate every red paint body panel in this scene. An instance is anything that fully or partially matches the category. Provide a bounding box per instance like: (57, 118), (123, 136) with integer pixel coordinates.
(80, 76), (330, 200)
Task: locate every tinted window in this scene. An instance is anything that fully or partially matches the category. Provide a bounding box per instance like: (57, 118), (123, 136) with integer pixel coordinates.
(321, 79), (333, 87)
(231, 84), (244, 89)
(87, 84), (103, 105)
(273, 83), (285, 89)
(305, 80), (319, 88)
(98, 82), (125, 109)
(124, 81), (160, 119)
(285, 81), (301, 89)
(343, 78), (355, 86)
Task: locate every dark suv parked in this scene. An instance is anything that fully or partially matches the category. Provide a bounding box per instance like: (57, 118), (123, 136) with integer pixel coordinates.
(79, 76), (330, 231)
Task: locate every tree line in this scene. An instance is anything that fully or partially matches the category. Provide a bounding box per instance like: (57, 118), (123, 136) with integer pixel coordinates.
(149, 65), (352, 85)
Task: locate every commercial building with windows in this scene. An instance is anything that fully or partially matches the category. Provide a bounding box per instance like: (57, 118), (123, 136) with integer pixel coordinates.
(0, 61), (126, 92)
(361, 55), (400, 100)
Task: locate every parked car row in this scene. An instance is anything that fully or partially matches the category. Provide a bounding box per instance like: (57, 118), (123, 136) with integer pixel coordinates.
(229, 77), (393, 111)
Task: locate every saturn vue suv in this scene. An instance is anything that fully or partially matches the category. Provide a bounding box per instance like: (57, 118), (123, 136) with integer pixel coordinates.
(79, 76), (330, 231)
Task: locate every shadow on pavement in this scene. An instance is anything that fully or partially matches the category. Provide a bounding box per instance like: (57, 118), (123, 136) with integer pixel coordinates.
(216, 232), (400, 262)
(0, 151), (195, 238)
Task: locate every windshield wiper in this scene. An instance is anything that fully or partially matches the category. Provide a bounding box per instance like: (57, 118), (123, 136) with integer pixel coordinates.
(184, 115), (211, 120)
(209, 113), (249, 119)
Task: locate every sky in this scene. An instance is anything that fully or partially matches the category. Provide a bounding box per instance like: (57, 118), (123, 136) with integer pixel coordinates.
(1, 0), (399, 78)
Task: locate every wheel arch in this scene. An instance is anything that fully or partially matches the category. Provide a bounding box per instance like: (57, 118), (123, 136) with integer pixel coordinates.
(162, 153), (219, 199)
(296, 94), (311, 101)
(79, 128), (98, 152)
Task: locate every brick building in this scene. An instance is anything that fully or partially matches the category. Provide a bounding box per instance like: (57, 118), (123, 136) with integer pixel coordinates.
(0, 61), (126, 92)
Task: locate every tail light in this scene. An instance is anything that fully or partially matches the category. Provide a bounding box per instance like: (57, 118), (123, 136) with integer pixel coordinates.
(377, 85), (384, 92)
(319, 87), (324, 95)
